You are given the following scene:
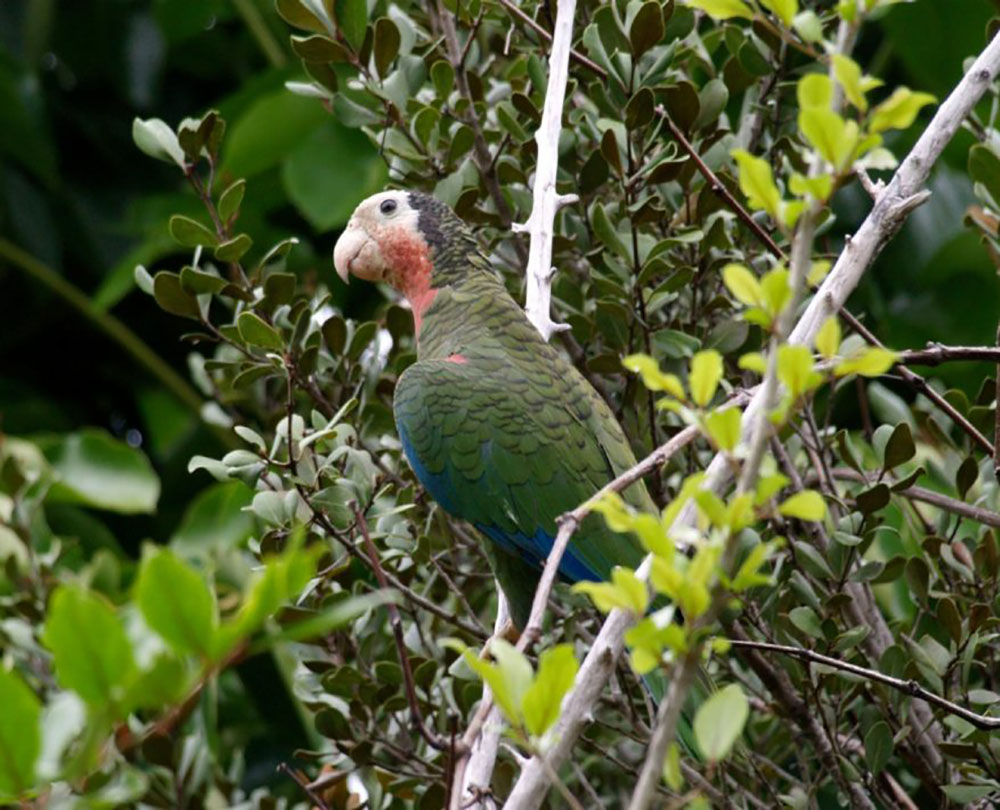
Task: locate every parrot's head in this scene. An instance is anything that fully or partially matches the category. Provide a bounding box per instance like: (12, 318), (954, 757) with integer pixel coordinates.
(334, 191), (475, 330)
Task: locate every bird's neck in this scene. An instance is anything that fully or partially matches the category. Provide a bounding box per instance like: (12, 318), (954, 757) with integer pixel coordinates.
(416, 270), (521, 361)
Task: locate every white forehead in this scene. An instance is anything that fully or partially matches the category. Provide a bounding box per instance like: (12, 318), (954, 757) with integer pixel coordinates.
(352, 190), (419, 230)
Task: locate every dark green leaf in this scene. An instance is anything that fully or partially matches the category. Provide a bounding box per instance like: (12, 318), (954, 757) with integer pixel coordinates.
(335, 0), (368, 50)
(154, 271), (201, 319)
(237, 312), (285, 351)
(864, 721), (892, 774)
(214, 234), (253, 262)
(373, 18), (401, 76)
(629, 2), (665, 56)
(169, 215), (218, 248)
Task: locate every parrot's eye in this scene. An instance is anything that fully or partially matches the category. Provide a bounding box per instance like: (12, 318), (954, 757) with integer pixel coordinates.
(380, 199), (398, 216)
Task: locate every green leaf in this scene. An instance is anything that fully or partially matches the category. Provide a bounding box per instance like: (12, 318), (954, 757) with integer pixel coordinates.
(521, 645), (579, 737)
(941, 786), (996, 804)
(704, 406), (742, 452)
(465, 640), (532, 727)
(835, 347), (897, 377)
(0, 667), (40, 797)
(685, 0), (754, 20)
(630, 2), (665, 57)
(180, 266), (227, 295)
(335, 0), (368, 50)
(218, 179), (246, 222)
(282, 120), (388, 230)
(689, 350), (723, 407)
(760, 0), (797, 26)
(170, 481), (255, 555)
(214, 234), (253, 263)
(779, 490), (827, 521)
(882, 422), (915, 471)
(731, 149), (781, 220)
(276, 0), (328, 32)
(373, 17), (401, 76)
(789, 605), (824, 638)
(41, 429), (160, 514)
(169, 215), (218, 248)
(135, 546), (218, 658)
(237, 311), (284, 351)
(869, 87), (936, 134)
(132, 117), (184, 167)
(153, 271), (201, 319)
(863, 721), (892, 774)
(42, 585), (136, 708)
(722, 263), (763, 307)
(693, 683), (749, 761)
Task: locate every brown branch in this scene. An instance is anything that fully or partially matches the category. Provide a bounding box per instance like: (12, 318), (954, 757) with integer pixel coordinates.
(351, 502), (455, 753)
(278, 763), (332, 810)
(897, 345), (1000, 365)
(727, 638), (1000, 730)
(825, 467), (1000, 529)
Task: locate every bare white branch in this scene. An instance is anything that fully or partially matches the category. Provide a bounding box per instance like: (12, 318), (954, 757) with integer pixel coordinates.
(519, 0), (578, 341)
(455, 591), (508, 809)
(504, 30), (1000, 810)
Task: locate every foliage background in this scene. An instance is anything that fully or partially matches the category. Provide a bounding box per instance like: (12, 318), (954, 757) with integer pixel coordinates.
(2, 0), (1000, 806)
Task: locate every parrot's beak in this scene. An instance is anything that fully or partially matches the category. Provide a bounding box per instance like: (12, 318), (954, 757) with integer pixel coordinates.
(334, 219), (387, 285)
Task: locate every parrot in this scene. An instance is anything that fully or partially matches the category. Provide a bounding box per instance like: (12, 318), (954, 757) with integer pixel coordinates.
(333, 190), (655, 633)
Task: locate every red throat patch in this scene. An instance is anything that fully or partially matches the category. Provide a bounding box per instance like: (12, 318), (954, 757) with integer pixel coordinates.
(378, 225), (437, 336)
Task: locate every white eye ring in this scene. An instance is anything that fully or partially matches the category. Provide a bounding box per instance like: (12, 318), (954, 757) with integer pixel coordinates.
(380, 198), (398, 216)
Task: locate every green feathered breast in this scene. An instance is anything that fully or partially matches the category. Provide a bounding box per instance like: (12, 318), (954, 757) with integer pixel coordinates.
(393, 248), (654, 628)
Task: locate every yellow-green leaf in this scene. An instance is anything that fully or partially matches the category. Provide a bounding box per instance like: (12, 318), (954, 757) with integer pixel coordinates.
(684, 0), (754, 20)
(704, 406), (742, 452)
(521, 644), (579, 738)
(760, 265), (791, 317)
(732, 149), (781, 220)
(779, 490), (827, 521)
(807, 259), (832, 286)
(815, 316), (841, 359)
(738, 352), (766, 374)
(574, 567), (649, 615)
(777, 344), (821, 399)
(789, 172), (833, 201)
(799, 108), (857, 168)
(623, 354), (685, 399)
(832, 54), (880, 112)
(722, 263), (763, 307)
(760, 0), (797, 26)
(835, 347), (897, 377)
(797, 73), (833, 111)
(869, 88), (936, 134)
(689, 350), (724, 407)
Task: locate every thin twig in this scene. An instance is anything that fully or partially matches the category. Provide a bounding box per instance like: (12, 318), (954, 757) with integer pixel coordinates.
(278, 763), (332, 810)
(351, 503), (455, 753)
(727, 639), (1000, 730)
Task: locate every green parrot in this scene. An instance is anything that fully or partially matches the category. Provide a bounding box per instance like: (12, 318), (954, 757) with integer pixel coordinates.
(334, 190), (654, 631)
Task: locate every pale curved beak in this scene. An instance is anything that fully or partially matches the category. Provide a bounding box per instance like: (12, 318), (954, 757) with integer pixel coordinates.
(333, 221), (366, 284)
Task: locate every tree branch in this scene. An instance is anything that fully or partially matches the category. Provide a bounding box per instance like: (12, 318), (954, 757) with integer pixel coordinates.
(512, 0), (578, 340)
(505, 30), (1000, 809)
(727, 638), (1000, 730)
